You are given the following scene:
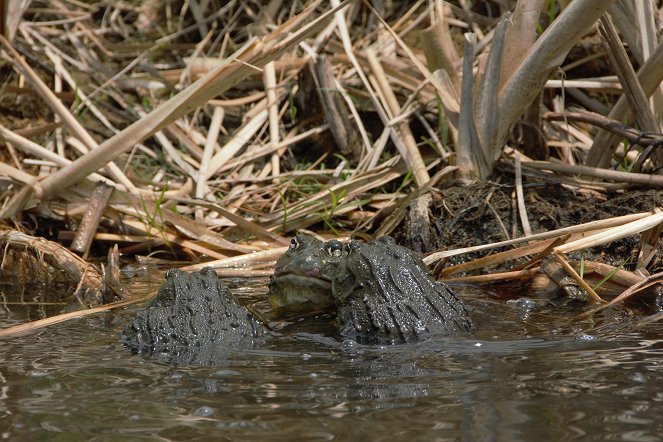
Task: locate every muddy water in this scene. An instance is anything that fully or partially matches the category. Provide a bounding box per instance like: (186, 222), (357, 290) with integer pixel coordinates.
(2, 270), (663, 441)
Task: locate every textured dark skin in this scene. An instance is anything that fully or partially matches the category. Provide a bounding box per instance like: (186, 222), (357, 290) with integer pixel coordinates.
(122, 267), (266, 362)
(123, 236), (472, 363)
(331, 237), (473, 344)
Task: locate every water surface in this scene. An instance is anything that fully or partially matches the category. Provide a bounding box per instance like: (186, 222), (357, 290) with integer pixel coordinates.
(2, 269), (663, 441)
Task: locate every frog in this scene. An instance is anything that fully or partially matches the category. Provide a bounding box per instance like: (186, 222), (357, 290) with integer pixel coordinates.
(122, 267), (267, 361)
(267, 234), (346, 314)
(122, 236), (472, 364)
(330, 236), (473, 344)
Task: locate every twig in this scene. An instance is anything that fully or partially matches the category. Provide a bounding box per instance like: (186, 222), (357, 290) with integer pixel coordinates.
(553, 252), (605, 303)
(425, 211), (650, 265)
(522, 161), (663, 187)
(0, 295), (151, 339)
(514, 151), (532, 236)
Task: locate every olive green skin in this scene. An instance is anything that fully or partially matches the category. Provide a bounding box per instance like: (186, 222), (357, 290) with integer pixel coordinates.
(330, 236), (473, 343)
(269, 235), (472, 343)
(268, 234), (346, 313)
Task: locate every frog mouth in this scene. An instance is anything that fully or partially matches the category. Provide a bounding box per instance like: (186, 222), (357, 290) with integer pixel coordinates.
(269, 273), (334, 310)
(271, 273), (332, 290)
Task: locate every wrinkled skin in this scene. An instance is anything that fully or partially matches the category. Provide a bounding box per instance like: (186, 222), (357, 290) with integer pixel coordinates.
(123, 236), (472, 365)
(268, 234), (345, 313)
(331, 237), (473, 344)
(122, 267), (266, 363)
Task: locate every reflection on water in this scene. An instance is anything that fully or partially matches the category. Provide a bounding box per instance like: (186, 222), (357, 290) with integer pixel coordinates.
(2, 272), (663, 440)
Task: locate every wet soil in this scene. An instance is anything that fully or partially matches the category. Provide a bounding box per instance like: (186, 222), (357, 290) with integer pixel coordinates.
(394, 172), (663, 274)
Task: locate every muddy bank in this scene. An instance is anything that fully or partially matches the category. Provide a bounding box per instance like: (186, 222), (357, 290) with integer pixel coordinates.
(394, 175), (663, 274)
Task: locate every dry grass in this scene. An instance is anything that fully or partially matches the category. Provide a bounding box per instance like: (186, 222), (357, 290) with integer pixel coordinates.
(0, 0), (663, 320)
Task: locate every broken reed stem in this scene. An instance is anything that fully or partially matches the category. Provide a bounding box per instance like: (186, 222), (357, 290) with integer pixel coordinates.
(554, 209), (663, 254)
(598, 14), (660, 135)
(514, 152), (532, 236)
(181, 246), (288, 271)
(425, 212), (651, 265)
(366, 48), (429, 186)
(196, 105), (224, 221)
(444, 268), (538, 284)
(263, 61), (281, 177)
(522, 161), (663, 187)
(0, 294), (151, 339)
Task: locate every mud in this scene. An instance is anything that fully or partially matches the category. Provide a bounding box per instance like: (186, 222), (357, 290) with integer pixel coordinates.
(394, 177), (663, 274)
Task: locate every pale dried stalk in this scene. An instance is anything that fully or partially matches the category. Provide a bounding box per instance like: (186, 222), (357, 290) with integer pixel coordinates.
(523, 161), (663, 187)
(366, 48), (429, 186)
(263, 61), (281, 177)
(0, 295), (151, 339)
(444, 269), (538, 284)
(0, 162), (36, 183)
(217, 124), (330, 174)
(587, 34), (663, 166)
(182, 246), (288, 271)
(206, 108), (269, 179)
(592, 270), (663, 312)
(424, 211), (651, 265)
(440, 236), (565, 277)
(545, 78), (621, 89)
(0, 124), (113, 185)
(117, 217), (228, 260)
(599, 14), (660, 134)
(554, 209), (663, 254)
(553, 252), (605, 303)
(196, 105), (224, 221)
(497, 0), (617, 148)
(514, 152), (531, 236)
(133, 107), (201, 179)
(171, 196), (289, 245)
(499, 0), (545, 89)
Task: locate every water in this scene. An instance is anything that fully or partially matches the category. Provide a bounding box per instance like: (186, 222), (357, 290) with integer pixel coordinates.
(2, 271), (663, 441)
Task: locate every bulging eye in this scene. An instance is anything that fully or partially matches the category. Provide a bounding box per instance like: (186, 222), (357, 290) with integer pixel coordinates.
(326, 240), (343, 257)
(345, 241), (361, 255)
(289, 237), (299, 250)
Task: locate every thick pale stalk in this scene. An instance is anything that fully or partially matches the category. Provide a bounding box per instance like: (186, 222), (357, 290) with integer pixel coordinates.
(497, 0), (617, 148)
(366, 48), (429, 186)
(263, 61), (281, 177)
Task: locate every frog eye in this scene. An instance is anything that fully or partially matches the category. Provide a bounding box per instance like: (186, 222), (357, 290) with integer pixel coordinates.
(345, 242), (361, 255)
(326, 240), (343, 257)
(289, 237), (299, 250)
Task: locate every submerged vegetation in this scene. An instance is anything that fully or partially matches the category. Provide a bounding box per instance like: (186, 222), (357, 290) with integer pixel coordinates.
(1, 0), (663, 334)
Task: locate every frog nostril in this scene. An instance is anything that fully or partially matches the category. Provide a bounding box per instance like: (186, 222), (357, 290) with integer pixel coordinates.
(303, 266), (321, 276)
